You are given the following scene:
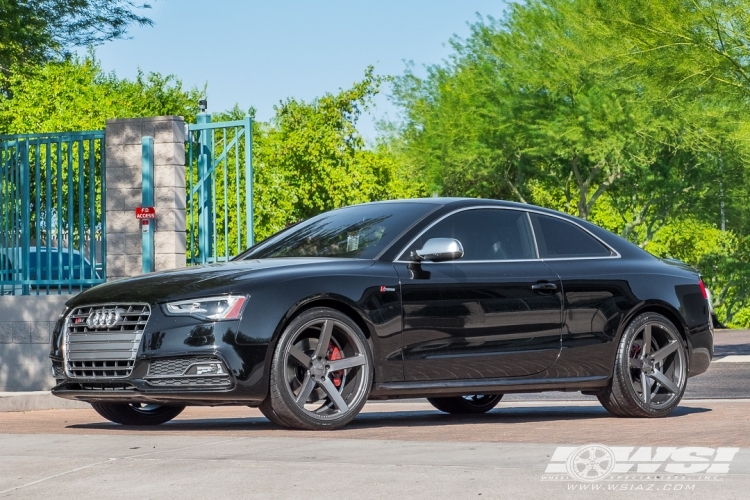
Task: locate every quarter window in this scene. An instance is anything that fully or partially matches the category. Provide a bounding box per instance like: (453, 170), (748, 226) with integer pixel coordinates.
(530, 214), (611, 258)
(401, 209), (537, 261)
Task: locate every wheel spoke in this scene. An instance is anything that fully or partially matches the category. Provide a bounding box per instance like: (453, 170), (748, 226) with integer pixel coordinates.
(641, 324), (652, 356)
(320, 377), (349, 412)
(641, 373), (651, 404)
(593, 464), (607, 474)
(313, 320), (333, 358)
(289, 346), (311, 367)
(327, 355), (366, 371)
(629, 357), (643, 369)
(651, 340), (679, 363)
(295, 373), (316, 405)
(650, 370), (681, 394)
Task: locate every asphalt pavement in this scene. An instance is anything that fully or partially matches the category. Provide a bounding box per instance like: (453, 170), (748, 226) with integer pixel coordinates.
(0, 329), (747, 499)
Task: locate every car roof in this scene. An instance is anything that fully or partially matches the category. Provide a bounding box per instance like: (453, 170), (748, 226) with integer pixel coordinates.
(358, 197), (568, 215)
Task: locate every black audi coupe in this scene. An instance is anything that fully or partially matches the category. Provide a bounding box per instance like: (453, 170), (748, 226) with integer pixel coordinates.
(50, 198), (713, 430)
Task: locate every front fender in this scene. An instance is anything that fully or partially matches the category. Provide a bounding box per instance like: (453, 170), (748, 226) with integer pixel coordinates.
(233, 261), (403, 396)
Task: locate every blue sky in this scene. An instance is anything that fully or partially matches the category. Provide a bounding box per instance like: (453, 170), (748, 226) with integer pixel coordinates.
(88, 1), (508, 140)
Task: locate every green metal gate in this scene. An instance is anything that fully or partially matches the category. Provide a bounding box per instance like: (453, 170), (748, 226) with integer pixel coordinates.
(0, 131), (107, 295)
(186, 114), (253, 265)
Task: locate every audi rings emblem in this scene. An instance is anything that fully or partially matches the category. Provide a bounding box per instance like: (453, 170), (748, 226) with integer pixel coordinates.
(86, 308), (123, 329)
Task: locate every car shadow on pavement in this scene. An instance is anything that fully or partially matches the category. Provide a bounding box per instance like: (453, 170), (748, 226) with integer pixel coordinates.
(67, 404), (711, 432)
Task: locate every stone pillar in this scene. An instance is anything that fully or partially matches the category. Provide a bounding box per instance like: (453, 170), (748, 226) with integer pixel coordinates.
(105, 116), (186, 280)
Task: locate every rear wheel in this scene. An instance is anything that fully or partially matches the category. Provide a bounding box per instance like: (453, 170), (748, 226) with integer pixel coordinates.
(427, 394), (503, 414)
(598, 312), (687, 418)
(91, 403), (185, 425)
(267, 308), (373, 430)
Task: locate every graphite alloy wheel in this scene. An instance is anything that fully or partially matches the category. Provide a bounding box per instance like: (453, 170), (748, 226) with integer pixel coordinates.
(427, 394), (503, 414)
(598, 312), (688, 418)
(268, 307), (373, 430)
(91, 403), (185, 425)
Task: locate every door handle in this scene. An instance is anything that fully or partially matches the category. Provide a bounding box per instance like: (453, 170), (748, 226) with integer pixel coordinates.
(531, 282), (558, 293)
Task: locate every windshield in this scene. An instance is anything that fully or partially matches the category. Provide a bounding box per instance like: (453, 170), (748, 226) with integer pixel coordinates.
(241, 203), (436, 260)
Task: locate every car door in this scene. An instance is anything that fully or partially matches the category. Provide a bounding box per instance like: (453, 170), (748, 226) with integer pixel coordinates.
(529, 212), (636, 378)
(394, 208), (563, 381)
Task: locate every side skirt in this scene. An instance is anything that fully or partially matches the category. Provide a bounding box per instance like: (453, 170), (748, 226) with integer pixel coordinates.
(369, 375), (608, 399)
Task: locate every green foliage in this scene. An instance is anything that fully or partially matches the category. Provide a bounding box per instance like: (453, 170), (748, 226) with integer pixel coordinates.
(0, 0), (152, 78)
(0, 55), (202, 133)
(251, 68), (425, 241)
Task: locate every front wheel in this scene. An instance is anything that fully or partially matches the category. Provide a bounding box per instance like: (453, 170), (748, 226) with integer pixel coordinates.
(91, 403), (185, 425)
(427, 394), (503, 414)
(267, 307), (373, 430)
(598, 312), (687, 418)
(257, 397), (292, 428)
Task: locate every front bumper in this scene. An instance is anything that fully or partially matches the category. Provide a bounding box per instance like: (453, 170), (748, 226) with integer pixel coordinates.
(51, 380), (260, 406)
(50, 305), (271, 406)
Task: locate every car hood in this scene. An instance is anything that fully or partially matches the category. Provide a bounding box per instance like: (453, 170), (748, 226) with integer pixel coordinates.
(66, 258), (374, 306)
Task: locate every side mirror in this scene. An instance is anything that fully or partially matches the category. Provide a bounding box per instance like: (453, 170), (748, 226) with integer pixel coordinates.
(414, 238), (464, 262)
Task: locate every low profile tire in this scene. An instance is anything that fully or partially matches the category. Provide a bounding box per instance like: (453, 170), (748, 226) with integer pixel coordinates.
(598, 312), (688, 418)
(427, 394), (503, 414)
(267, 307), (373, 430)
(257, 397), (292, 428)
(91, 403), (185, 425)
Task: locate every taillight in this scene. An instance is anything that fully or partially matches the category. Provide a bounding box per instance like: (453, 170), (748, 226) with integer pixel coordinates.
(698, 279), (708, 300)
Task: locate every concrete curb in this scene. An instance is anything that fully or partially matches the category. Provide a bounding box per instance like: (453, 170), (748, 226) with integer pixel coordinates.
(0, 392), (90, 412)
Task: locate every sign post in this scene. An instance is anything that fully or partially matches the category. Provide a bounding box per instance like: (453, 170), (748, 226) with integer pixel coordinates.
(197, 112), (213, 261)
(141, 136), (155, 273)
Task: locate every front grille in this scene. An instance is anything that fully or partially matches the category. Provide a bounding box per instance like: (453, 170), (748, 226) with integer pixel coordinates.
(52, 361), (64, 378)
(147, 357), (220, 377)
(64, 304), (150, 378)
(147, 376), (231, 387)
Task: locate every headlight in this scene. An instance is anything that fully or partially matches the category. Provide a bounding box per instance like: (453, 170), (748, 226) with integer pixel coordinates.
(165, 295), (247, 321)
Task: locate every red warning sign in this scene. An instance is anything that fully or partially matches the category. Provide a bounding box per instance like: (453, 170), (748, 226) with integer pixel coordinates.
(135, 207), (156, 219)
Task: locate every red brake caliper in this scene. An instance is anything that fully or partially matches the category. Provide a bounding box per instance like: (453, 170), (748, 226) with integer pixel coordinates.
(327, 343), (343, 387)
(632, 344), (642, 359)
(631, 344), (642, 372)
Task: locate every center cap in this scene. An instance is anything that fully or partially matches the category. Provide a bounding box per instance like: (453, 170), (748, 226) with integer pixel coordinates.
(311, 361), (326, 377)
(643, 358), (654, 373)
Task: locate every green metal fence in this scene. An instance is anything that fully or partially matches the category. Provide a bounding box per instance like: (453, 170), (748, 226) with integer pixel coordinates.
(186, 114), (253, 265)
(0, 131), (106, 295)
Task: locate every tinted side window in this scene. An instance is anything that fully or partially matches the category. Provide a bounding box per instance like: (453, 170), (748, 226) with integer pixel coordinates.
(531, 214), (611, 258)
(401, 209), (537, 261)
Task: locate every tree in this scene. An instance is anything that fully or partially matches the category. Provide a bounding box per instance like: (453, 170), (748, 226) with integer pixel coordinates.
(0, 0), (152, 77)
(0, 55), (202, 134)
(252, 67), (424, 239)
(391, 2), (728, 226)
(586, 0), (750, 102)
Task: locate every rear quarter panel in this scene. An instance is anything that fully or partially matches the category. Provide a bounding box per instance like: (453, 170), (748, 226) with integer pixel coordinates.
(544, 257), (711, 379)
